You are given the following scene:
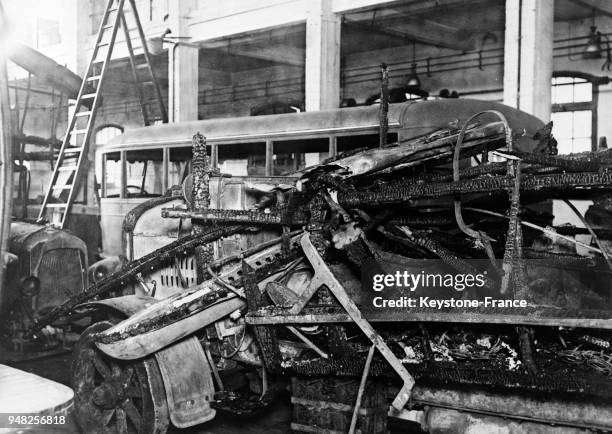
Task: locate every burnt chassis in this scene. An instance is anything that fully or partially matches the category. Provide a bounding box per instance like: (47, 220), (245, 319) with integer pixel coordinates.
(32, 104), (612, 432)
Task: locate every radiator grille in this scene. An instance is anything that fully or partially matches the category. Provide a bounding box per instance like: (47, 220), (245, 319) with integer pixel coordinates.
(37, 248), (85, 311)
(158, 255), (198, 290)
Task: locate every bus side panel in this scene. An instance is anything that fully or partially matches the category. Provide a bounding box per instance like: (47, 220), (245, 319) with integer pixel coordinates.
(100, 198), (149, 257)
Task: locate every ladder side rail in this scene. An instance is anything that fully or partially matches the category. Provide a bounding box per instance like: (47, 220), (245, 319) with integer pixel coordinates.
(37, 0), (119, 222)
(59, 0), (127, 227)
(36, 105), (77, 221)
(128, 0), (168, 123)
(120, 12), (150, 126)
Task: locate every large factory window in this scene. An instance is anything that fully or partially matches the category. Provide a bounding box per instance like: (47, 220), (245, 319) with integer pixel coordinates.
(273, 138), (329, 175)
(37, 18), (61, 47)
(95, 124), (124, 146)
(125, 149), (163, 197)
(550, 72), (607, 154)
(218, 142), (266, 176)
(89, 0), (106, 34)
(550, 73), (605, 231)
(551, 76), (592, 154)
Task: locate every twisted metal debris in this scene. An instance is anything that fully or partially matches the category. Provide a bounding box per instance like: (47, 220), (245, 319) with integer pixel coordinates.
(29, 102), (612, 407)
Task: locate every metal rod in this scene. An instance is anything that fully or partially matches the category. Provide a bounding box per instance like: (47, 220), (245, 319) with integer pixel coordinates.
(559, 197), (612, 275)
(349, 344), (376, 434)
(463, 207), (604, 254)
(203, 341), (224, 391)
(286, 325), (329, 359)
(379, 63), (389, 148)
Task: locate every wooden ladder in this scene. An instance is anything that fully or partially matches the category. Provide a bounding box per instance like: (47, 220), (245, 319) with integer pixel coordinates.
(37, 0), (167, 228)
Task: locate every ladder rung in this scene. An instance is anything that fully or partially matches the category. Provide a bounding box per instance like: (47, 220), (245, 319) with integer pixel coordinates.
(108, 7), (119, 12)
(52, 185), (73, 190)
(46, 203), (67, 208)
(63, 147), (84, 153)
(135, 64), (149, 69)
(98, 41), (111, 48)
(70, 129), (88, 135)
(58, 165), (78, 172)
(86, 75), (102, 82)
(75, 111), (92, 117)
(82, 93), (97, 99)
(102, 24), (114, 30)
(140, 80), (153, 85)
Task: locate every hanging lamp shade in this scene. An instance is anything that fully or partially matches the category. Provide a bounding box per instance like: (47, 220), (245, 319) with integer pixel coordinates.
(406, 63), (421, 88)
(584, 26), (603, 59)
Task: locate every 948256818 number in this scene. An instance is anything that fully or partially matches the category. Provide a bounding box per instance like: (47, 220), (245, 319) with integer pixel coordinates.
(0, 414), (66, 428)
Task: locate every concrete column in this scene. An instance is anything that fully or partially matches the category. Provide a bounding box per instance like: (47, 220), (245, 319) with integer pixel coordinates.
(503, 0), (554, 122)
(503, 0), (521, 110)
(167, 0), (199, 122)
(305, 0), (341, 111)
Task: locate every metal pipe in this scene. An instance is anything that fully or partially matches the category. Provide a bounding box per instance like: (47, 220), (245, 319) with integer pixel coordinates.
(0, 1), (14, 314)
(349, 344), (376, 434)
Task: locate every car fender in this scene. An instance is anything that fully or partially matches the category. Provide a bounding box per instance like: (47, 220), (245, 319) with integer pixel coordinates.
(78, 294), (157, 317)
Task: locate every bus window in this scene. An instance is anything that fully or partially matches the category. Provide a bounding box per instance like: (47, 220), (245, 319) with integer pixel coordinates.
(337, 133), (398, 153)
(218, 142), (266, 176)
(104, 152), (121, 198)
(168, 147), (193, 188)
(273, 138), (329, 175)
(125, 149), (163, 197)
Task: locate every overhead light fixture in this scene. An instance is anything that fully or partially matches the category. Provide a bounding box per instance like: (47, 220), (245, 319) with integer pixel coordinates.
(406, 41), (421, 88)
(406, 63), (421, 87)
(584, 25), (603, 59)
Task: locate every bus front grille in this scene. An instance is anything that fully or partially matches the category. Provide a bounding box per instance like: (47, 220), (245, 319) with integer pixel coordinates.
(159, 255), (197, 290)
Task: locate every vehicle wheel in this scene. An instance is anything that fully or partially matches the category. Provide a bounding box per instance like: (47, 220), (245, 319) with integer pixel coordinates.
(71, 321), (169, 434)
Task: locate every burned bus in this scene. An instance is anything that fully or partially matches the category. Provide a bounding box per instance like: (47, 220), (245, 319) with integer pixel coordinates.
(30, 98), (612, 433)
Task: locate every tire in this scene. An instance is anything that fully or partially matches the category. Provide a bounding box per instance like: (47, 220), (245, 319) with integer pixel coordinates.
(71, 321), (169, 434)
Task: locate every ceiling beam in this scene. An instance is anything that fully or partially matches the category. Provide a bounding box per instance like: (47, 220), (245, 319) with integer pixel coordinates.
(226, 45), (305, 66)
(568, 0), (612, 18)
(343, 19), (475, 51)
(342, 0), (494, 20)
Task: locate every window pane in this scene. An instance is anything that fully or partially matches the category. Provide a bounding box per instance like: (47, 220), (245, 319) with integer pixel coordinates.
(273, 138), (329, 175)
(551, 77), (592, 104)
(573, 82), (592, 103)
(125, 149), (163, 197)
(551, 112), (573, 139)
(169, 147), (192, 188)
(573, 111), (592, 138)
(553, 84), (574, 104)
(218, 143), (266, 176)
(572, 137), (592, 153)
(37, 18), (61, 47)
(104, 152), (121, 198)
(556, 139), (573, 155)
(337, 133), (398, 153)
(95, 126), (123, 146)
(554, 77), (575, 85)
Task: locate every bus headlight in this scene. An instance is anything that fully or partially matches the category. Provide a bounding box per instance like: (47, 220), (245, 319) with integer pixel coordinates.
(93, 264), (109, 282)
(20, 276), (40, 298)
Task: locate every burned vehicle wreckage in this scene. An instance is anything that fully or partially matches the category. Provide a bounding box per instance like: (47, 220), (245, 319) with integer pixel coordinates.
(29, 99), (612, 433)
